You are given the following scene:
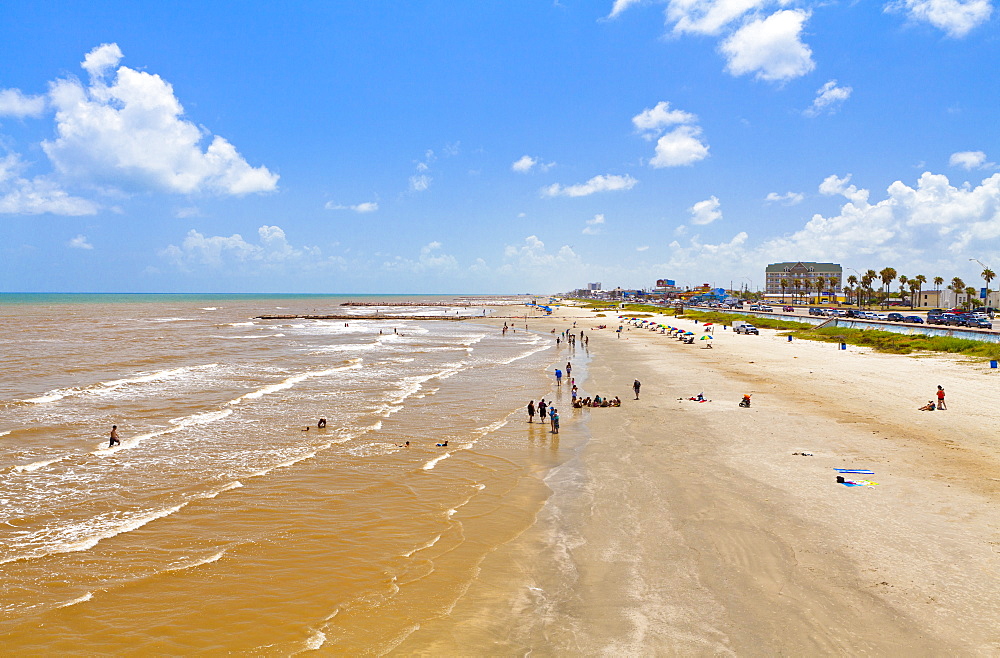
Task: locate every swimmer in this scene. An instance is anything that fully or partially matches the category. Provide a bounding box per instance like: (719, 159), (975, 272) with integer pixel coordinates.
(395, 441), (411, 447)
(109, 425), (120, 447)
(436, 441), (449, 447)
(317, 418), (327, 428)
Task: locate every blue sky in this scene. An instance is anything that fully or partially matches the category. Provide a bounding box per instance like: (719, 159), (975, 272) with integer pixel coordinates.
(1, 0), (998, 293)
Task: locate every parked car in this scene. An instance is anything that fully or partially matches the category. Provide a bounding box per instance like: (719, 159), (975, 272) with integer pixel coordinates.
(733, 321), (759, 335)
(808, 307), (823, 316)
(903, 315), (924, 323)
(967, 317), (993, 329)
(887, 312), (905, 321)
(782, 305), (794, 312)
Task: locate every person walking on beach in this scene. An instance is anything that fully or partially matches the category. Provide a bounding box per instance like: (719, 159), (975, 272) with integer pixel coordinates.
(539, 399), (547, 423)
(527, 400), (536, 423)
(109, 425), (120, 447)
(633, 379), (641, 400)
(566, 362), (572, 379)
(936, 385), (947, 409)
(555, 368), (562, 385)
(551, 408), (560, 434)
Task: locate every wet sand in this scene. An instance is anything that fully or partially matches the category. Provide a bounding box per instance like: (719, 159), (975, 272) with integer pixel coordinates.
(400, 306), (1000, 654)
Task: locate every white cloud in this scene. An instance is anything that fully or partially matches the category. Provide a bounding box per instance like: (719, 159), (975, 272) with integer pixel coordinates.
(819, 173), (870, 205)
(720, 9), (815, 82)
(667, 0), (771, 35)
(325, 200), (379, 212)
(583, 213), (606, 235)
(886, 0), (992, 37)
(636, 245), (650, 251)
(805, 80), (853, 117)
(501, 235), (581, 272)
(384, 241), (459, 273)
(542, 174), (638, 197)
(68, 234), (93, 249)
(512, 155), (537, 173)
(765, 191), (804, 205)
(0, 153), (99, 215)
(409, 174), (431, 192)
(690, 196), (722, 225)
(651, 125), (710, 167)
(607, 0), (646, 18)
(42, 43), (278, 196)
(161, 224), (320, 271)
(175, 206), (201, 218)
(632, 101), (698, 139)
(0, 88), (46, 117)
(511, 154), (554, 173)
(949, 150), (994, 170)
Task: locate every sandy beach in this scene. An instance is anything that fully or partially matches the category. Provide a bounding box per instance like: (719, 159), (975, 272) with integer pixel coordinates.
(399, 304), (1000, 654)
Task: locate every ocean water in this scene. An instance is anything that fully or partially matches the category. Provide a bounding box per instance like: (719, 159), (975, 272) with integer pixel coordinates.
(0, 294), (585, 653)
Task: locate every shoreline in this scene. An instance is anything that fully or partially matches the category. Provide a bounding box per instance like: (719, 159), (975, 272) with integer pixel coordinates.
(401, 304), (1000, 653)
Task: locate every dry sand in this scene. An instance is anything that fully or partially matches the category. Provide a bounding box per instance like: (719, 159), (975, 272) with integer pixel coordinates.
(407, 305), (1000, 654)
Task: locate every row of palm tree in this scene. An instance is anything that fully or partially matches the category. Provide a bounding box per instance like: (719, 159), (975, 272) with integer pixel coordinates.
(778, 275), (841, 304)
(837, 267), (997, 310)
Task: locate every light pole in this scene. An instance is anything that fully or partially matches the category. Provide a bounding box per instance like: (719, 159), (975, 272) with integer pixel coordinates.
(741, 277), (752, 301)
(970, 258), (992, 312)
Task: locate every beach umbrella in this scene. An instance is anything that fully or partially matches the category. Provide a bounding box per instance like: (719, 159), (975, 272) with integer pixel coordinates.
(685, 331), (694, 335)
(700, 335), (713, 340)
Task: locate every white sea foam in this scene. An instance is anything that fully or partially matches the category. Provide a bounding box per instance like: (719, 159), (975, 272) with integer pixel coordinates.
(25, 364), (220, 404)
(199, 307), (217, 311)
(56, 591), (94, 609)
(301, 629), (327, 652)
(11, 456), (66, 473)
(166, 548), (226, 572)
(402, 534), (442, 557)
(422, 452), (452, 471)
(227, 362), (363, 406)
(0, 431), (10, 438)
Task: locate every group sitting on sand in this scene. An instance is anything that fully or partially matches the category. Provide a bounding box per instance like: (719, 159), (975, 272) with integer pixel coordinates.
(573, 395), (620, 408)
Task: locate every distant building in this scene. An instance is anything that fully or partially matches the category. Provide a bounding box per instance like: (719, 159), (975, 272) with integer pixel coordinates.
(587, 282), (602, 291)
(765, 261), (843, 299)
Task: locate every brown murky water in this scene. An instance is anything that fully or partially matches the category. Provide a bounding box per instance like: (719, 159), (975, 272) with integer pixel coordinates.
(0, 295), (587, 653)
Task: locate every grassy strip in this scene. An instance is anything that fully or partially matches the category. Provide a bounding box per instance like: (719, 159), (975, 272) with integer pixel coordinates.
(788, 326), (1000, 358)
(683, 311), (812, 331)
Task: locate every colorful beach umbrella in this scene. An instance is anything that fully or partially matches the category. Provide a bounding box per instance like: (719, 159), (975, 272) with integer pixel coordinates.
(700, 335), (713, 340)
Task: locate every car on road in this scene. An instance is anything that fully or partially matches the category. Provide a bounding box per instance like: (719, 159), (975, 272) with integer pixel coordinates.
(887, 312), (905, 321)
(967, 317), (993, 329)
(782, 305), (794, 312)
(903, 315), (924, 323)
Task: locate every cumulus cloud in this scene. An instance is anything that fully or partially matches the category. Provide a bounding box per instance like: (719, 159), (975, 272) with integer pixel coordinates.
(632, 101), (709, 168)
(765, 191), (804, 205)
(885, 0), (993, 37)
(409, 174), (431, 192)
(0, 152), (99, 215)
(607, 0), (647, 18)
(636, 245), (650, 251)
(720, 9), (815, 81)
(542, 174), (638, 197)
(805, 80), (853, 117)
(68, 234), (93, 249)
(325, 200), (379, 212)
(161, 225), (319, 271)
(42, 43), (278, 196)
(511, 154), (554, 173)
(667, 0), (771, 35)
(651, 125), (710, 167)
(0, 88), (46, 117)
(632, 101), (698, 139)
(583, 213), (606, 235)
(949, 150), (994, 170)
(501, 235), (581, 271)
(819, 173), (870, 205)
(384, 241), (459, 273)
(690, 196), (722, 225)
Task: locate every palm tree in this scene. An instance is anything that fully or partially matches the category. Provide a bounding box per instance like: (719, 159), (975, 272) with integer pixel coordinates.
(908, 280), (920, 309)
(829, 276), (840, 303)
(981, 268), (995, 308)
(847, 274), (858, 306)
(879, 267), (897, 309)
(914, 274), (927, 308)
(950, 277), (966, 309)
(933, 276), (944, 308)
(965, 287), (978, 309)
(816, 276), (826, 303)
(780, 277), (788, 303)
(792, 278), (802, 303)
(864, 270), (878, 309)
(898, 275), (908, 306)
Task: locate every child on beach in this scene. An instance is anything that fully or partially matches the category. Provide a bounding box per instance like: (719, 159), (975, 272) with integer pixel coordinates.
(527, 400), (535, 422)
(936, 385), (946, 409)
